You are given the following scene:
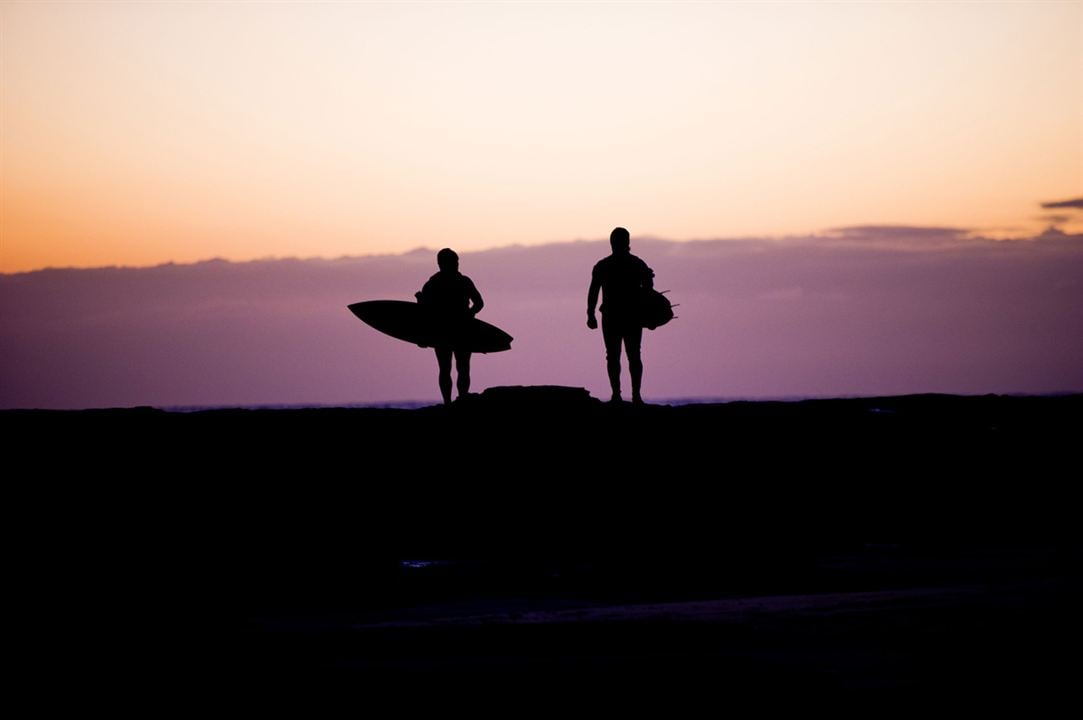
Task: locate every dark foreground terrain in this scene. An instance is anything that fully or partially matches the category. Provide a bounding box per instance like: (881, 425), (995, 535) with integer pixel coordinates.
(6, 388), (1080, 693)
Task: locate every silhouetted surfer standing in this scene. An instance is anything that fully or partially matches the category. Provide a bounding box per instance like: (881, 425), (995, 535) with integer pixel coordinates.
(587, 227), (655, 404)
(417, 248), (484, 405)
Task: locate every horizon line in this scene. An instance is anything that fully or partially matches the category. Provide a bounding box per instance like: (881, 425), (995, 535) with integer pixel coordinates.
(5, 389), (1082, 414)
(5, 224), (1080, 277)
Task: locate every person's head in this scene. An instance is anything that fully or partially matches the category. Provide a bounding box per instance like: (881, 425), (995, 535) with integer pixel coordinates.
(437, 248), (459, 273)
(610, 227), (630, 254)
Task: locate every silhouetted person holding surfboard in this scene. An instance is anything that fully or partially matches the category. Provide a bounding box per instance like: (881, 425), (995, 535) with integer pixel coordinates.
(417, 248), (484, 404)
(587, 227), (655, 404)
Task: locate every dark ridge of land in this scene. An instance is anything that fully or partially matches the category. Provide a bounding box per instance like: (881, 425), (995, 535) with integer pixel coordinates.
(5, 388), (1080, 691)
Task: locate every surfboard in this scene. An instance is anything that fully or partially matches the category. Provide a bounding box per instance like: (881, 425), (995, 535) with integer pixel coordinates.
(640, 288), (675, 330)
(348, 300), (513, 353)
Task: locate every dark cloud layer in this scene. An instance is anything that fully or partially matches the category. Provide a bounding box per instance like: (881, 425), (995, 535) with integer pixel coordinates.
(1041, 198), (1083, 210)
(2, 231), (1081, 408)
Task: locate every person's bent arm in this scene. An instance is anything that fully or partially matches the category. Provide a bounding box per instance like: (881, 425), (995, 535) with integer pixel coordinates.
(416, 280), (431, 304)
(587, 275), (600, 329)
(468, 281), (484, 316)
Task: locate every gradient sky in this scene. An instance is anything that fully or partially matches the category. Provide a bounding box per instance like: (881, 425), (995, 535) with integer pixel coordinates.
(2, 1), (1080, 273)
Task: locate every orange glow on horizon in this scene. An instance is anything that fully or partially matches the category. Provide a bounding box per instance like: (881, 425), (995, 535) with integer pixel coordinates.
(2, 1), (1080, 272)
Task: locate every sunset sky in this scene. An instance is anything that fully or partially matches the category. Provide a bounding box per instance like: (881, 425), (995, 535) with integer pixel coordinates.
(2, 1), (1080, 273)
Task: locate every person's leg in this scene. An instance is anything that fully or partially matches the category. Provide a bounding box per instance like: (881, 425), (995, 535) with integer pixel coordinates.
(625, 324), (644, 403)
(435, 347), (453, 405)
(454, 349), (472, 399)
(601, 315), (623, 401)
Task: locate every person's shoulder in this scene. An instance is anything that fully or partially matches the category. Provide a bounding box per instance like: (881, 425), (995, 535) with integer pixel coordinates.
(460, 274), (477, 288)
(593, 256), (612, 271)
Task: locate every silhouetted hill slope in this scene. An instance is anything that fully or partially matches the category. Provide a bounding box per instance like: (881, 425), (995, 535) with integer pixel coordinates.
(9, 389), (1079, 692)
(7, 388), (1078, 562)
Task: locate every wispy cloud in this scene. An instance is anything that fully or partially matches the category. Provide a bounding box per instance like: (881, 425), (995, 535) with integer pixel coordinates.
(824, 225), (973, 247)
(1039, 214), (1074, 226)
(829, 225), (971, 238)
